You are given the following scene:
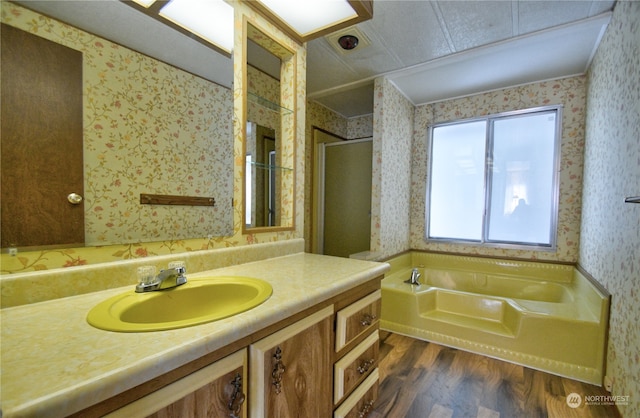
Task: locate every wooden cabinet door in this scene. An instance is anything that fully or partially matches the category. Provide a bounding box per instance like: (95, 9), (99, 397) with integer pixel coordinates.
(250, 306), (334, 418)
(147, 367), (245, 418)
(106, 350), (247, 418)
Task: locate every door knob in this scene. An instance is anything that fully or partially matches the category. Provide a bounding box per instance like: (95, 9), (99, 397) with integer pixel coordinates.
(67, 193), (83, 204)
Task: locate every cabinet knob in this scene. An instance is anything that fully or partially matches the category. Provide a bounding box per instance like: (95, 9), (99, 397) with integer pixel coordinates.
(271, 346), (286, 394)
(360, 313), (377, 326)
(357, 358), (375, 375)
(358, 399), (374, 417)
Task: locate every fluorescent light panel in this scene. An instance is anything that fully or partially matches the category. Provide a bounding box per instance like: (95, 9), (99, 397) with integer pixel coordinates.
(256, 0), (357, 36)
(131, 0), (156, 7)
(159, 0), (234, 53)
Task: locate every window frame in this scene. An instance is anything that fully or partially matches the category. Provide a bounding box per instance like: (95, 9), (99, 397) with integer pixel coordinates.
(425, 105), (563, 251)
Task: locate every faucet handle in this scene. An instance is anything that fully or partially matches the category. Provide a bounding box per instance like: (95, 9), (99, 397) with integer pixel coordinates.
(168, 261), (187, 276)
(137, 265), (157, 285)
(168, 260), (186, 271)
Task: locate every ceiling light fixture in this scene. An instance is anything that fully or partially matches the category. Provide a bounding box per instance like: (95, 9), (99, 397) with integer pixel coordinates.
(124, 0), (234, 55)
(125, 0), (372, 53)
(131, 0), (156, 7)
(257, 0), (356, 35)
(244, 0), (373, 43)
(159, 0), (234, 53)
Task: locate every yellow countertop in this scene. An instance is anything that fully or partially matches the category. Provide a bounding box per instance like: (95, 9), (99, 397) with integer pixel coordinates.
(1, 253), (389, 417)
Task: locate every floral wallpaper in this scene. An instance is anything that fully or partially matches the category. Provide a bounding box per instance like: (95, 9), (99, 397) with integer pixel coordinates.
(580, 1), (640, 416)
(306, 75), (586, 263)
(1, 2), (306, 273)
(371, 78), (414, 259)
(1, 2), (234, 247)
(347, 114), (374, 139)
(83, 57), (234, 245)
(303, 101), (373, 252)
(410, 76), (587, 263)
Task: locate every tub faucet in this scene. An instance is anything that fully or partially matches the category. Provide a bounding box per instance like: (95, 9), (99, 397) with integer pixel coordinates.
(405, 268), (421, 285)
(135, 266), (187, 293)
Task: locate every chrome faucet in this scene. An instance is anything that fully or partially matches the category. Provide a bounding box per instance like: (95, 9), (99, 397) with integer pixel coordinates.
(405, 268), (421, 285)
(135, 266), (187, 293)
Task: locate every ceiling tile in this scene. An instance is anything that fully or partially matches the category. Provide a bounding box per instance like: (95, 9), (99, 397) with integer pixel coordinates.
(306, 41), (361, 93)
(517, 1), (593, 34)
(307, 22), (404, 94)
(436, 0), (514, 51)
(361, 0), (452, 67)
(334, 21), (405, 75)
(388, 13), (611, 105)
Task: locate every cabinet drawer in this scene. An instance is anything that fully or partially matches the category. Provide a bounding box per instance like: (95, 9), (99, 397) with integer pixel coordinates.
(333, 368), (379, 418)
(335, 290), (381, 352)
(334, 330), (379, 404)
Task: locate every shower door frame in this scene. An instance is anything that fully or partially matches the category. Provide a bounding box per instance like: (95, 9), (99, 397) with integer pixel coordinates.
(315, 136), (373, 256)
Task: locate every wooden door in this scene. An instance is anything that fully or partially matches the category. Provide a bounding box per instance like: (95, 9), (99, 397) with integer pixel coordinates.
(1, 23), (84, 249)
(250, 306), (333, 418)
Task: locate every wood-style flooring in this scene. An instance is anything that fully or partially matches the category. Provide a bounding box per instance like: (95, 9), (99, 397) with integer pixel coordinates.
(370, 332), (620, 418)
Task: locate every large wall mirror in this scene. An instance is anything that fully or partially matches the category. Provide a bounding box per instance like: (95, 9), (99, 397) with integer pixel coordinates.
(242, 20), (296, 232)
(1, 2), (234, 254)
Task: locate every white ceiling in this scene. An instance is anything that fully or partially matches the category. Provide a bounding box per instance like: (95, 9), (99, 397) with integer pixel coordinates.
(15, 0), (614, 119)
(308, 0), (613, 117)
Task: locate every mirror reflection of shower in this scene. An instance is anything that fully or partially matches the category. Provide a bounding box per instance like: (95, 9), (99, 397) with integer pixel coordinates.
(245, 122), (277, 227)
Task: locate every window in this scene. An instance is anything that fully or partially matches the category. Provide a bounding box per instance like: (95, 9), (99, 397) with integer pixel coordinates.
(426, 106), (562, 249)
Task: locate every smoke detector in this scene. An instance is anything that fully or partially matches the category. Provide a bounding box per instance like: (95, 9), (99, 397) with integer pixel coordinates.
(325, 26), (370, 54)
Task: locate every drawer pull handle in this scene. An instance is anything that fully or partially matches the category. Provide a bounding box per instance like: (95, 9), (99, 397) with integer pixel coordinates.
(358, 399), (374, 417)
(357, 358), (375, 374)
(360, 313), (377, 326)
(272, 346), (286, 394)
(228, 373), (245, 418)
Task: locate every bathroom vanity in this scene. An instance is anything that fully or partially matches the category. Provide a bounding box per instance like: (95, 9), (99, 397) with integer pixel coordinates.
(0, 253), (388, 417)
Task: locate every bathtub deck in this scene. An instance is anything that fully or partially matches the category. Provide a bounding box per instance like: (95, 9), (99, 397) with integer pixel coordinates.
(370, 332), (621, 418)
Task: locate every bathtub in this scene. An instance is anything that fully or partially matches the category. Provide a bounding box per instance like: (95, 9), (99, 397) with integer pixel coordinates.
(380, 252), (610, 385)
